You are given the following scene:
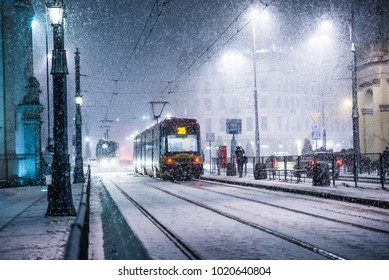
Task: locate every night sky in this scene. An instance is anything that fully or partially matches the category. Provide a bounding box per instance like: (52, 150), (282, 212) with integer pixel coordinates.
(31, 0), (388, 154)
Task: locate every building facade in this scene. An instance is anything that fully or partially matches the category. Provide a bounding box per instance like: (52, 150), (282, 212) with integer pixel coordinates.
(187, 45), (352, 162)
(0, 0), (43, 186)
(358, 41), (389, 154)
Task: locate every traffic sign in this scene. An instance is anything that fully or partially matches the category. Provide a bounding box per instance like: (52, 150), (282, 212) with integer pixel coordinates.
(226, 119), (242, 134)
(312, 131), (321, 140)
(310, 112), (321, 123)
(206, 133), (215, 142)
(312, 123), (320, 131)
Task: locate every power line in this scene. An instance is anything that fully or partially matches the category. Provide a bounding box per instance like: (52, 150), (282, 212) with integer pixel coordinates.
(116, 0), (158, 82)
(159, 0), (277, 96)
(116, 0), (174, 82)
(104, 0), (174, 121)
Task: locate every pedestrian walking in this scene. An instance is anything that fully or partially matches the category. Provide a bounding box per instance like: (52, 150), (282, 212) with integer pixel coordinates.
(235, 146), (246, 177)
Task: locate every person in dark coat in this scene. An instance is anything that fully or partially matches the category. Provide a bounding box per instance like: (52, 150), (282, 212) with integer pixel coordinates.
(235, 146), (246, 177)
(383, 146), (389, 175)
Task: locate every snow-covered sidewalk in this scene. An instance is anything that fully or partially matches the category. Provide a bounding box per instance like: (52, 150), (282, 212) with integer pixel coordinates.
(0, 184), (82, 260)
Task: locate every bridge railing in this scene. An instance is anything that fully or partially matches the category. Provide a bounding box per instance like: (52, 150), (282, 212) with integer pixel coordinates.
(64, 165), (91, 260)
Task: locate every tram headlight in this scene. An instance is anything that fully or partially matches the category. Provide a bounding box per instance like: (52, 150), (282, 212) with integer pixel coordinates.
(166, 157), (174, 165)
(194, 156), (202, 164)
(101, 158), (109, 167)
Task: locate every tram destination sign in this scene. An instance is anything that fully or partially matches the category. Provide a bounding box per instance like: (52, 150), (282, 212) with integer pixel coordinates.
(226, 119), (242, 134)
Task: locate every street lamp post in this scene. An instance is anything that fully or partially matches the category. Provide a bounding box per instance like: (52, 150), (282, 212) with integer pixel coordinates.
(46, 0), (76, 216)
(252, 14), (261, 165)
(350, 9), (360, 187)
(73, 48), (85, 183)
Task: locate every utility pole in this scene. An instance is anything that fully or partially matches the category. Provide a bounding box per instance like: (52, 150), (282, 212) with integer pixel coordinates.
(252, 15), (260, 164)
(73, 48), (85, 183)
(350, 8), (360, 187)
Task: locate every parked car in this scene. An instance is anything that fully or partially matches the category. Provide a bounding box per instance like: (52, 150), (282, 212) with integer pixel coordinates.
(295, 151), (342, 178)
(265, 155), (296, 170)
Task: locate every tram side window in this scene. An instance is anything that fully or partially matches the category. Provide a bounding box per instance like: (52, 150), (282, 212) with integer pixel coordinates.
(160, 137), (166, 154)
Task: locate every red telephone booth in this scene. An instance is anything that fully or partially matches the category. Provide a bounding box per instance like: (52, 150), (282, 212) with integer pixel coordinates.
(219, 146), (227, 168)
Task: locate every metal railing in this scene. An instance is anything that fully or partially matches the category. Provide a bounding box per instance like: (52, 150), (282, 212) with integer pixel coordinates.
(64, 165), (91, 260)
(210, 151), (389, 188)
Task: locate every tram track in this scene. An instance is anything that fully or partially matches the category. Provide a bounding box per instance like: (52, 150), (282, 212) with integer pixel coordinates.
(179, 179), (389, 235)
(110, 180), (202, 260)
(145, 182), (346, 260)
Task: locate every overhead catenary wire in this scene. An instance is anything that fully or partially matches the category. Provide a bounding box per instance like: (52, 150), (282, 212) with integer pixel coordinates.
(92, 0), (275, 124)
(104, 0), (173, 122)
(159, 0), (277, 96)
(116, 0), (158, 82)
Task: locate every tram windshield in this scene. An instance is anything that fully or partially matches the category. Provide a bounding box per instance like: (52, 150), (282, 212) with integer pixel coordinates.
(167, 135), (198, 152)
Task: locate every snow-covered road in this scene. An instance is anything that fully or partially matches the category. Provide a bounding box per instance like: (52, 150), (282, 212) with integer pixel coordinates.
(91, 172), (389, 260)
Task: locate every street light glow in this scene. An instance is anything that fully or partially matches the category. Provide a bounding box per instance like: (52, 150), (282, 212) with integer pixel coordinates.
(249, 6), (260, 22)
(75, 96), (83, 105)
(31, 18), (38, 28)
(47, 5), (63, 25)
(319, 20), (333, 33)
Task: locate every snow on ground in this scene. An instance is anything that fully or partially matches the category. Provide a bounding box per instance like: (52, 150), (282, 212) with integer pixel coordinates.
(0, 165), (388, 260)
(99, 171), (389, 259)
(0, 184), (82, 260)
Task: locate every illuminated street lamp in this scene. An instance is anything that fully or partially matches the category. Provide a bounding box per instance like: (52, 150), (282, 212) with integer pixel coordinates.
(46, 0), (76, 216)
(350, 10), (360, 186)
(73, 49), (85, 183)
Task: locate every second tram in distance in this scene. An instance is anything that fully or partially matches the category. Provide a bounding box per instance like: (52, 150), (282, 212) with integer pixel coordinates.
(133, 117), (203, 180)
(96, 138), (120, 167)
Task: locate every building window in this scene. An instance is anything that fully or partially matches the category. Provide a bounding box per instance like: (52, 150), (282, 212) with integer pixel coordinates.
(259, 79), (268, 91)
(290, 97), (295, 113)
(261, 116), (268, 131)
(219, 118), (226, 132)
(276, 95), (282, 108)
(205, 119), (212, 133)
(261, 96), (267, 109)
(204, 80), (212, 94)
(366, 89), (373, 108)
(246, 117), (253, 131)
(218, 96), (226, 110)
(219, 81), (225, 94)
(232, 98), (240, 114)
(204, 98), (212, 111)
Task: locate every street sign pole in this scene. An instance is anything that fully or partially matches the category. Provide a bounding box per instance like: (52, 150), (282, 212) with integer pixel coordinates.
(206, 133), (215, 174)
(311, 113), (321, 150)
(208, 141), (212, 173)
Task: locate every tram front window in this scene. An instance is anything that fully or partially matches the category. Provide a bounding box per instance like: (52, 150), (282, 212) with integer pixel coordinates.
(167, 135), (198, 152)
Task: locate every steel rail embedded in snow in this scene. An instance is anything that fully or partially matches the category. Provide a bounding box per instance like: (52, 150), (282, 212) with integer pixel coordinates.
(190, 179), (389, 235)
(150, 184), (346, 260)
(112, 182), (202, 260)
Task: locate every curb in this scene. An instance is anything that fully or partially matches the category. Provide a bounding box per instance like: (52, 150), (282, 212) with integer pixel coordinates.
(202, 176), (389, 209)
